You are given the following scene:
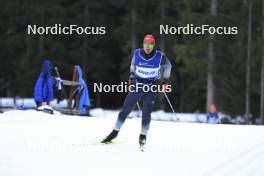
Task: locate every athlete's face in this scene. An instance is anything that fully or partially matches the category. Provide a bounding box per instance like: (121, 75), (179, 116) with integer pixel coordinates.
(208, 104), (216, 113)
(143, 43), (154, 54)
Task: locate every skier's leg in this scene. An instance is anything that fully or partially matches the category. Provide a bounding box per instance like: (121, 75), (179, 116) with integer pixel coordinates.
(114, 90), (143, 130)
(139, 91), (156, 145)
(102, 90), (143, 143)
(141, 92), (155, 134)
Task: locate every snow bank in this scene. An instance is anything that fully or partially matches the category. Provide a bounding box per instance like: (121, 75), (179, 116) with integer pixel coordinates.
(0, 98), (67, 108)
(90, 108), (207, 122)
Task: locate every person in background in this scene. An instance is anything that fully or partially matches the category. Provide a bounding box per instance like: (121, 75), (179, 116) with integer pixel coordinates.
(34, 59), (54, 107)
(70, 65), (91, 115)
(207, 104), (219, 124)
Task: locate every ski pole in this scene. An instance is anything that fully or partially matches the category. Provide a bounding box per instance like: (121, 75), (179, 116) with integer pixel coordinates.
(136, 102), (141, 118)
(163, 91), (179, 121)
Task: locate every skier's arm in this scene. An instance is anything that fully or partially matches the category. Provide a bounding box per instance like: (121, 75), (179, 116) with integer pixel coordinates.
(129, 56), (136, 79)
(160, 55), (172, 83)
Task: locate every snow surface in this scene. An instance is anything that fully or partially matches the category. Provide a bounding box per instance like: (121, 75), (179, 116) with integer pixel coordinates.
(0, 110), (264, 176)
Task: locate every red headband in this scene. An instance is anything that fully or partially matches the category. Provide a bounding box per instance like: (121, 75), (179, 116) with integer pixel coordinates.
(143, 34), (155, 45)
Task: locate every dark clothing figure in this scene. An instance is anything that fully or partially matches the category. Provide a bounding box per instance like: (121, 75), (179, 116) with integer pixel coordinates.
(34, 60), (54, 107)
(102, 35), (172, 149)
(114, 48), (171, 134)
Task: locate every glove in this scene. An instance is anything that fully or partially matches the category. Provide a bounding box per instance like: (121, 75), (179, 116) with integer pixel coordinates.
(128, 78), (134, 87)
(162, 84), (169, 92)
(162, 79), (169, 92)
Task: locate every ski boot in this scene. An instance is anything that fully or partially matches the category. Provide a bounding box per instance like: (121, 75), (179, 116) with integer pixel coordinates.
(101, 129), (119, 144)
(139, 134), (146, 151)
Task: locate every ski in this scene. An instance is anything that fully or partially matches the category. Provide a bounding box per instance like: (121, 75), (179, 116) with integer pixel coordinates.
(36, 105), (54, 114)
(89, 141), (123, 146)
(53, 107), (81, 115)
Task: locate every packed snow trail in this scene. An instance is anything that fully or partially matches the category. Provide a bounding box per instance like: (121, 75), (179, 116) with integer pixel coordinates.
(0, 110), (264, 176)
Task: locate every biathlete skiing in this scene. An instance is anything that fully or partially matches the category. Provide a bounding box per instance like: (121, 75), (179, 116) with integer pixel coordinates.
(101, 34), (172, 149)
